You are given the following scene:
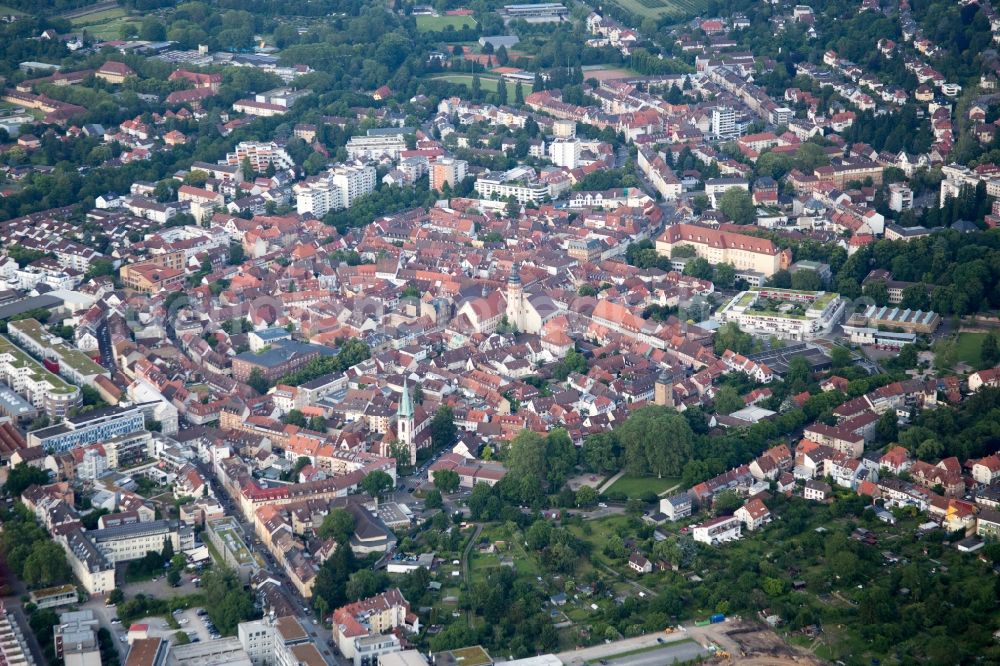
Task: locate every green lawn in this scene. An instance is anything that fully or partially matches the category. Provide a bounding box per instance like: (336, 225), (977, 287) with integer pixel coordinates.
(610, 0), (709, 18)
(416, 14), (476, 32)
(428, 74), (532, 98)
(0, 5), (25, 16)
(955, 332), (987, 366)
(70, 6), (127, 26)
(606, 475), (681, 498)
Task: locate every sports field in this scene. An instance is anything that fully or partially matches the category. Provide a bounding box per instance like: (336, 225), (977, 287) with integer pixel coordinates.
(416, 14), (476, 32)
(429, 74), (532, 97)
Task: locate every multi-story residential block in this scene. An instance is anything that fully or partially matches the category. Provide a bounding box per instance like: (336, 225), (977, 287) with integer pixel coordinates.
(692, 515), (742, 545)
(0, 333), (81, 418)
(429, 157), (467, 192)
(659, 492), (692, 521)
(7, 318), (107, 387)
(474, 167), (552, 204)
(294, 163), (376, 217)
(224, 141), (295, 173)
(345, 130), (408, 160)
(331, 589), (417, 665)
(58, 528), (115, 595)
(655, 224), (791, 277)
(549, 138), (581, 169)
(888, 182), (913, 211)
(719, 288), (846, 341)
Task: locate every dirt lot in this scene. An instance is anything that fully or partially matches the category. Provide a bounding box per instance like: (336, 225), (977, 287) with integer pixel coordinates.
(710, 622), (823, 665)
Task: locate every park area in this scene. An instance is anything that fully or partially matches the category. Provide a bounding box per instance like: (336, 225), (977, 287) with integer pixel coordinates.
(428, 74), (531, 98)
(416, 15), (476, 32)
(955, 331), (987, 366)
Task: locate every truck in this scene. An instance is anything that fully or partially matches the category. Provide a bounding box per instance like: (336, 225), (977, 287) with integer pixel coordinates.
(710, 613), (726, 624)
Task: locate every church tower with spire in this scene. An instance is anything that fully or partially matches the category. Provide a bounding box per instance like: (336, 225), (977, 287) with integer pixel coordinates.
(506, 263), (526, 332)
(397, 379), (417, 466)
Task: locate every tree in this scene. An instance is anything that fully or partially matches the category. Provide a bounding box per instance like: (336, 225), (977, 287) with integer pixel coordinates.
(425, 488), (443, 509)
(496, 45), (508, 65)
(709, 262), (736, 290)
(433, 469), (460, 494)
(21, 541), (70, 588)
(107, 588), (124, 605)
(983, 333), (1000, 368)
(361, 470), (394, 501)
(312, 545), (357, 616)
(3, 463), (49, 497)
(768, 269), (792, 289)
(431, 406), (457, 450)
(198, 567), (256, 636)
(167, 568), (181, 587)
(505, 430), (547, 505)
(283, 409), (307, 427)
(830, 345), (853, 369)
(247, 368), (269, 394)
(616, 405), (695, 478)
(713, 322), (754, 355)
(581, 432), (619, 474)
(863, 279), (889, 306)
(683, 257), (713, 280)
(161, 536), (174, 562)
(576, 485), (599, 508)
(515, 81), (524, 105)
(317, 509), (355, 544)
(346, 569), (388, 601)
(876, 410), (898, 445)
(544, 429), (576, 492)
(791, 269), (822, 291)
(713, 489), (742, 515)
(714, 385), (743, 415)
(718, 188), (756, 225)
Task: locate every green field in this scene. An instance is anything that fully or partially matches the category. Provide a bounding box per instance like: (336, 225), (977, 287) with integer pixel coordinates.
(69, 6), (139, 39)
(416, 14), (476, 32)
(610, 0), (707, 18)
(605, 475), (681, 498)
(955, 331), (987, 366)
(0, 5), (26, 16)
(69, 6), (127, 26)
(428, 74), (532, 98)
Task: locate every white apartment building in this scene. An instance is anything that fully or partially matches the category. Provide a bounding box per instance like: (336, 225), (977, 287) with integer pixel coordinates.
(225, 141), (295, 173)
(692, 515), (742, 545)
(719, 288), (846, 341)
(888, 183), (913, 212)
(294, 163), (376, 217)
(549, 138), (581, 169)
(345, 134), (407, 160)
(474, 168), (551, 204)
(711, 106), (737, 138)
